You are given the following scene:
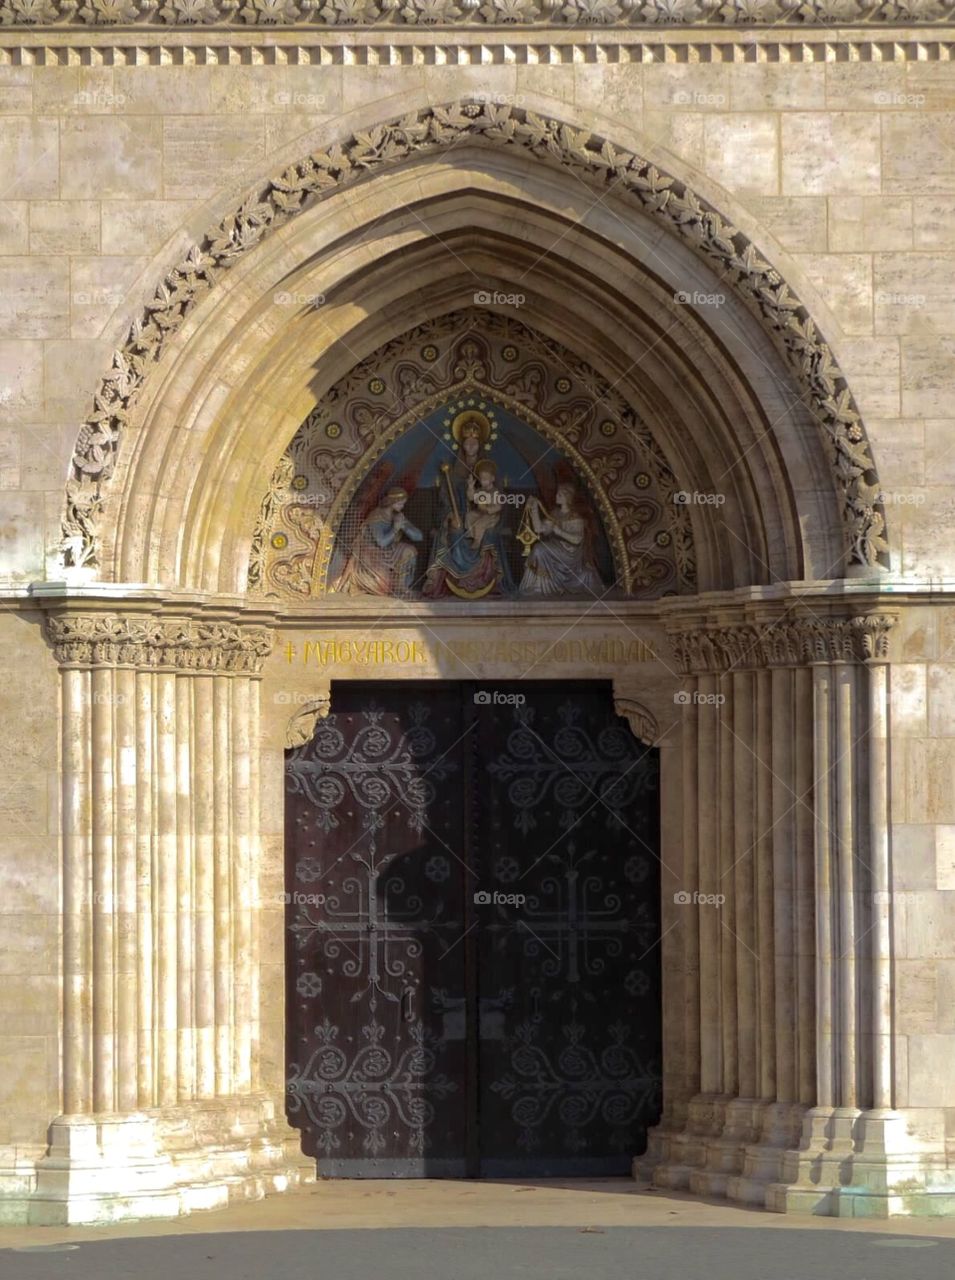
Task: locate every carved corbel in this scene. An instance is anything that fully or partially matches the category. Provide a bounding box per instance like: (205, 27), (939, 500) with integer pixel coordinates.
(613, 694), (659, 748)
(285, 691), (332, 749)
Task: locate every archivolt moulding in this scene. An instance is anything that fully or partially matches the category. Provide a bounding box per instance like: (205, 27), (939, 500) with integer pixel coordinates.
(62, 100), (887, 574)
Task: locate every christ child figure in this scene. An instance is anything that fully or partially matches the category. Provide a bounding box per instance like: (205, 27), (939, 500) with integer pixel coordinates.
(464, 459), (504, 548)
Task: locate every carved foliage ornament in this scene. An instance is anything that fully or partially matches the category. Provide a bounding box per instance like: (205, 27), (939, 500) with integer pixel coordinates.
(44, 613), (275, 671)
(669, 613), (895, 674)
(2, 0), (952, 25)
(63, 102), (886, 573)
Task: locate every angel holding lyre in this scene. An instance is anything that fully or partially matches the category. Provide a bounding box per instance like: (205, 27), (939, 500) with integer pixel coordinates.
(517, 482), (605, 597)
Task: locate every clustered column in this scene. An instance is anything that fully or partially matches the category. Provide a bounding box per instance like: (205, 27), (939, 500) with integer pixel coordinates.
(46, 613), (273, 1117)
(647, 610), (894, 1201)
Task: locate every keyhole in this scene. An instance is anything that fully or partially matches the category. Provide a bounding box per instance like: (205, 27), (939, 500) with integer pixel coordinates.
(402, 988), (415, 1022)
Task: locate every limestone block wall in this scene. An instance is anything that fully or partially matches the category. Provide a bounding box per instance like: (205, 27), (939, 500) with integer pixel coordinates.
(0, 611), (60, 1174)
(890, 605), (955, 1156)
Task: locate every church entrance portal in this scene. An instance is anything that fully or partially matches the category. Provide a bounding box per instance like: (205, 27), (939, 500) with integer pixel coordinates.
(284, 681), (662, 1177)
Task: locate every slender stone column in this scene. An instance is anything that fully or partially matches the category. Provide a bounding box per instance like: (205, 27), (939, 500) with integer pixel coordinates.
(114, 664), (139, 1113)
(793, 666), (816, 1107)
(136, 669), (155, 1108)
(754, 667), (776, 1102)
(834, 662), (858, 1109)
(231, 674), (253, 1094)
(213, 673), (234, 1098)
(155, 664), (179, 1106)
(176, 673), (196, 1101)
(731, 670), (757, 1102)
(770, 665), (796, 1106)
(249, 673), (262, 1091)
(697, 673), (722, 1095)
(90, 665), (116, 1113)
(62, 666), (92, 1115)
(812, 662), (835, 1110)
(681, 679), (701, 1107)
(867, 658), (892, 1110)
(194, 674), (216, 1100)
(718, 679), (738, 1099)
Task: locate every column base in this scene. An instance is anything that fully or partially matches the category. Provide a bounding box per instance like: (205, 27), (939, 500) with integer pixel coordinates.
(768, 1107), (955, 1218)
(636, 1104), (955, 1217)
(0, 1096), (315, 1226)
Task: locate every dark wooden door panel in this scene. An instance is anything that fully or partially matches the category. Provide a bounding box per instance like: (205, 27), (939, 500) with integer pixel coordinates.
(285, 681), (662, 1178)
(474, 684), (662, 1175)
(285, 684), (468, 1176)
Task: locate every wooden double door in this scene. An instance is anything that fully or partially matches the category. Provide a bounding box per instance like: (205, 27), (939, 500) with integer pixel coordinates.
(284, 681), (662, 1177)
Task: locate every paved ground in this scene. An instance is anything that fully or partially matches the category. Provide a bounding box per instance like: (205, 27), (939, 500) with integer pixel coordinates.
(4, 1180), (955, 1279)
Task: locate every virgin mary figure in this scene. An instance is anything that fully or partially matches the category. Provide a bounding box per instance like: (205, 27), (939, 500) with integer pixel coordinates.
(518, 483), (605, 597)
(423, 410), (513, 599)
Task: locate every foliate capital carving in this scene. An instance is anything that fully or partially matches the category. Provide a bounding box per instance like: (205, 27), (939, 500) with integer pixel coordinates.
(670, 614), (895, 674)
(285, 693), (332, 749)
(44, 613), (275, 673)
(613, 696), (659, 748)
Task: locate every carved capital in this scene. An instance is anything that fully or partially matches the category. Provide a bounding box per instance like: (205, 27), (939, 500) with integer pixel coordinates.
(613, 696), (659, 748)
(669, 613), (896, 674)
(285, 693), (332, 749)
(44, 613), (275, 673)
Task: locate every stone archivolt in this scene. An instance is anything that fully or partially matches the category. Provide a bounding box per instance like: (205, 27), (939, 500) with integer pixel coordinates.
(2, 0), (953, 27)
(62, 101), (885, 575)
(669, 612), (895, 673)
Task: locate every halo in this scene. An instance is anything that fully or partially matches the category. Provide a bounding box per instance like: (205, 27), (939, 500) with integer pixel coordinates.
(474, 457), (497, 477)
(450, 409), (492, 449)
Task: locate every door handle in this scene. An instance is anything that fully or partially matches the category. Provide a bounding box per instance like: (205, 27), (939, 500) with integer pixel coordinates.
(402, 987), (415, 1022)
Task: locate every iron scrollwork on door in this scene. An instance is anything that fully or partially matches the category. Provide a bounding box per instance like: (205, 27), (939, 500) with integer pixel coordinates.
(285, 682), (662, 1177)
(285, 689), (468, 1175)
